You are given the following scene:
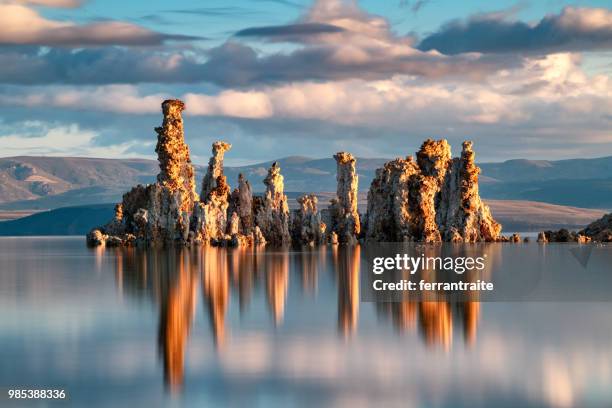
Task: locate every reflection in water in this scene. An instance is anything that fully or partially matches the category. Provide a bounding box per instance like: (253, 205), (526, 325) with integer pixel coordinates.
(158, 250), (198, 391)
(370, 244), (496, 349)
(228, 247), (256, 311)
(202, 247), (229, 348)
(376, 299), (480, 350)
(335, 245), (360, 337)
(110, 244), (482, 390)
(265, 251), (289, 325)
(5, 239), (612, 407)
(298, 246), (325, 294)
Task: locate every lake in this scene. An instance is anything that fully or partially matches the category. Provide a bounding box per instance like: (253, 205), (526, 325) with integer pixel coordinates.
(1, 237), (612, 407)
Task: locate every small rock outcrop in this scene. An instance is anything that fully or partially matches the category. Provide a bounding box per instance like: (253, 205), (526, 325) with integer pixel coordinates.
(364, 139), (501, 243)
(291, 194), (326, 246)
(537, 215), (611, 243)
(254, 162), (291, 245)
(580, 213), (612, 242)
(537, 229), (591, 243)
(329, 152), (361, 244)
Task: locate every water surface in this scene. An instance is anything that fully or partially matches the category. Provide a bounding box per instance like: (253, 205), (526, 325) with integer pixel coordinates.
(1, 237), (611, 407)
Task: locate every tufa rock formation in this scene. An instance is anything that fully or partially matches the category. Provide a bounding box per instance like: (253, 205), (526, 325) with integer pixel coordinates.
(436, 141), (501, 242)
(254, 162), (291, 245)
(228, 174), (254, 235)
(192, 174), (231, 244)
(191, 142), (234, 245)
(85, 99), (564, 247)
(365, 157), (419, 242)
(87, 99), (199, 246)
(155, 99), (198, 213)
(291, 194), (326, 246)
(201, 141), (231, 199)
(364, 139), (501, 243)
(87, 100), (258, 247)
(329, 152), (361, 244)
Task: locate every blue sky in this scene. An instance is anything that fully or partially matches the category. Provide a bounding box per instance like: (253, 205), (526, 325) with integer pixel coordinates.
(0, 0), (611, 165)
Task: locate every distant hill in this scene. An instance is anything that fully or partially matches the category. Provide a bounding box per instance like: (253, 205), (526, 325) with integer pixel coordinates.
(479, 157), (612, 182)
(0, 156), (159, 204)
(0, 155), (611, 210)
(0, 204), (115, 236)
(480, 178), (612, 209)
(485, 200), (606, 231)
(0, 200), (605, 236)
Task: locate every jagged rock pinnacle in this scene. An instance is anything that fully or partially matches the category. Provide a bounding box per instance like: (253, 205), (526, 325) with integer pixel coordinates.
(329, 152), (361, 244)
(201, 141), (232, 201)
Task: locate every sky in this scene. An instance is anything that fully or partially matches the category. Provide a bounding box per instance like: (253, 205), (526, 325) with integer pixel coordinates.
(0, 0), (611, 165)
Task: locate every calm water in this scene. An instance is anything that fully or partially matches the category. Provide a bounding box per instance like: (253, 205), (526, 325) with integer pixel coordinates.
(1, 237), (612, 407)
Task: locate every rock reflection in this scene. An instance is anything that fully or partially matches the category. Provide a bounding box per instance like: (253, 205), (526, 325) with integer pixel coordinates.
(297, 246), (325, 294)
(201, 246), (229, 348)
(157, 250), (198, 391)
(107, 243), (487, 391)
(265, 250), (289, 325)
(376, 299), (480, 350)
(335, 245), (360, 337)
(373, 244), (493, 349)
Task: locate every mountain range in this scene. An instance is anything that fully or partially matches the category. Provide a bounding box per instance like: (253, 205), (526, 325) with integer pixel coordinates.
(0, 154), (611, 211)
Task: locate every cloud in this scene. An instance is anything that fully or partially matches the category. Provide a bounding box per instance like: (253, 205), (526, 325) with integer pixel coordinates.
(0, 40), (513, 86)
(0, 3), (197, 46)
(399, 0), (431, 14)
(2, 50), (610, 162)
(418, 6), (612, 55)
(0, 0), (610, 162)
(0, 121), (141, 157)
(0, 85), (166, 113)
(235, 23), (345, 39)
(0, 0), (521, 85)
(5, 0), (82, 7)
(4, 53), (609, 130)
(166, 6), (261, 17)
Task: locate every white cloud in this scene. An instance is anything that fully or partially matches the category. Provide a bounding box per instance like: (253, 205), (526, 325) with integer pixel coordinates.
(0, 44), (610, 161)
(0, 121), (142, 157)
(4, 53), (608, 132)
(0, 3), (191, 46)
(4, 0), (82, 7)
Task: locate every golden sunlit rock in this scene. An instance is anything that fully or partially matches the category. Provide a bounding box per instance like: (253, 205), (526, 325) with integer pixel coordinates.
(364, 139), (501, 243)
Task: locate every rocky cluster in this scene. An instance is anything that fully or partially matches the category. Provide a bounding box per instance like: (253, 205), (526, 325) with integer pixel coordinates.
(88, 100), (277, 247)
(364, 140), (501, 243)
(538, 213), (612, 243)
(86, 99), (519, 248)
